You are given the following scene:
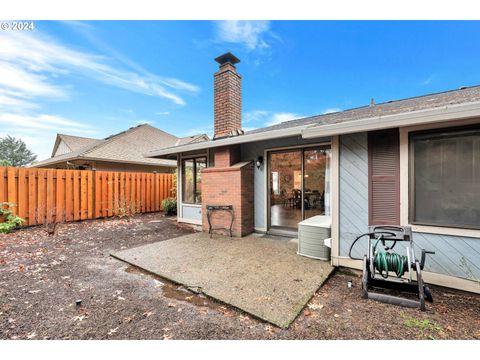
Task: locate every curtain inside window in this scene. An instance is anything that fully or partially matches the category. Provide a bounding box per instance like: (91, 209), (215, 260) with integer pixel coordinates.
(412, 128), (480, 229)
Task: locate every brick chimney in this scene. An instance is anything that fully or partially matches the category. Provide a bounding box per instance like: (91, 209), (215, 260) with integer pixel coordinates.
(214, 52), (242, 139)
(200, 52), (254, 237)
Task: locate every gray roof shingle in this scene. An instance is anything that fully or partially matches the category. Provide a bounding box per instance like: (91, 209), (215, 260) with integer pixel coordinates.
(245, 85), (480, 135)
(35, 124), (209, 168)
(55, 134), (101, 153)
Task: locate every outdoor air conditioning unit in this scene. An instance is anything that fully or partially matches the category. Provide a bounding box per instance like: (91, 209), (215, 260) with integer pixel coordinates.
(297, 215), (331, 261)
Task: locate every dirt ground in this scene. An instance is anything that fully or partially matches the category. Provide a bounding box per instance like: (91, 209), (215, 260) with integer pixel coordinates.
(1, 213), (479, 340)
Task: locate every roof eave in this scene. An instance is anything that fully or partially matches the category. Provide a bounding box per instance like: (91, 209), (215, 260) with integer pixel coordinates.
(146, 100), (480, 159)
(145, 125), (309, 159)
(32, 155), (177, 168)
(302, 101), (480, 138)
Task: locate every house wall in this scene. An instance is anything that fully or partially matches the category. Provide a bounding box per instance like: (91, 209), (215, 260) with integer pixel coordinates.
(90, 161), (175, 173)
(240, 135), (330, 232)
(338, 132), (369, 259)
(53, 140), (70, 157)
(338, 131), (480, 284)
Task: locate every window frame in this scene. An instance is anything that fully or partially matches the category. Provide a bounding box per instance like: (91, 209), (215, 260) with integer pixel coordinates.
(408, 124), (480, 230)
(181, 156), (207, 205)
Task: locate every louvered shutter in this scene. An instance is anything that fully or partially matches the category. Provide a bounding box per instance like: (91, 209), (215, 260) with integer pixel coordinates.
(368, 129), (400, 225)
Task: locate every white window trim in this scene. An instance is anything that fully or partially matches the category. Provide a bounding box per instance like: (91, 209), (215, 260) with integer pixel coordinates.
(177, 151), (209, 221)
(399, 117), (480, 239)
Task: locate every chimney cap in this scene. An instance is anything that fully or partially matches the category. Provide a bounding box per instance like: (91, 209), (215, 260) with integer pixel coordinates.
(215, 52), (240, 66)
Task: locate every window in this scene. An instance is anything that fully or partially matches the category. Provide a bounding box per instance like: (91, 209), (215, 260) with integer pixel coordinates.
(410, 126), (480, 229)
(182, 157), (206, 204)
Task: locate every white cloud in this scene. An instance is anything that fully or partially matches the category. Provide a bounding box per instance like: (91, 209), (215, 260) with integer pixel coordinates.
(0, 30), (199, 107)
(265, 112), (301, 126)
(0, 114), (96, 160)
(322, 108), (341, 114)
(0, 94), (38, 109)
(244, 110), (302, 127)
(161, 78), (200, 93)
(216, 21), (272, 51)
(0, 63), (66, 99)
(243, 110), (269, 123)
(423, 75), (435, 85)
(155, 111), (170, 116)
(0, 28), (200, 159)
(0, 113), (94, 133)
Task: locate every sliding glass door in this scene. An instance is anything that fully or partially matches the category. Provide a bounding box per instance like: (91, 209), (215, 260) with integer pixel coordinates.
(268, 146), (331, 231)
(269, 150), (303, 229)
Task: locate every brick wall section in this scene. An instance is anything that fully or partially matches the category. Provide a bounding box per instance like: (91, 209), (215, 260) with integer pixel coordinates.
(201, 161), (254, 237)
(214, 63), (242, 139)
(214, 145), (241, 167)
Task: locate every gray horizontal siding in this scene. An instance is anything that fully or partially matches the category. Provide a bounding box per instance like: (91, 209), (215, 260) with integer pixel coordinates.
(338, 132), (480, 282)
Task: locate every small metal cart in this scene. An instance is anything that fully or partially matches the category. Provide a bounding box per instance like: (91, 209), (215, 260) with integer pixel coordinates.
(206, 205), (234, 238)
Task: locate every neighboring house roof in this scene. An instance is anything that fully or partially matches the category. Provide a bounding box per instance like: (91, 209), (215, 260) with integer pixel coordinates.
(174, 134), (210, 146)
(34, 124), (209, 168)
(146, 85), (480, 159)
(51, 134), (101, 157)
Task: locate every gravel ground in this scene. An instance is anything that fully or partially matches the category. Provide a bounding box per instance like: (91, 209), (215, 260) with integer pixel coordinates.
(1, 213), (479, 340)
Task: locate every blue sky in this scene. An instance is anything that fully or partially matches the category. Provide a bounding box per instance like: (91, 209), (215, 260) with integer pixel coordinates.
(1, 20), (480, 160)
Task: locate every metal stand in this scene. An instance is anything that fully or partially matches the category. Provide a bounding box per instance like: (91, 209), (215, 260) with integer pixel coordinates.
(206, 205), (234, 238)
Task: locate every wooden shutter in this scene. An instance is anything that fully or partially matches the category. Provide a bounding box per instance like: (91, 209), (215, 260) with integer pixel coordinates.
(368, 128), (400, 225)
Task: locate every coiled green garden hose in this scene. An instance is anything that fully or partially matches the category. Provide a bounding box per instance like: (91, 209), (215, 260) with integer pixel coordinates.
(373, 239), (408, 278)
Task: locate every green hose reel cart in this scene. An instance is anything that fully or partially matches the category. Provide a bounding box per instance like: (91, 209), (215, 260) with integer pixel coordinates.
(349, 225), (435, 311)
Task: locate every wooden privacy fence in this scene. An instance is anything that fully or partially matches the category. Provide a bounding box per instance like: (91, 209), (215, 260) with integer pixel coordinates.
(0, 167), (175, 226)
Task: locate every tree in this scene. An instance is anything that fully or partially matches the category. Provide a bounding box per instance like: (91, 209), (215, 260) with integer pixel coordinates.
(0, 136), (37, 167)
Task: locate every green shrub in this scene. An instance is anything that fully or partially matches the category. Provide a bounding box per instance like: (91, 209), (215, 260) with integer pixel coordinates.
(161, 197), (177, 216)
(0, 202), (25, 234)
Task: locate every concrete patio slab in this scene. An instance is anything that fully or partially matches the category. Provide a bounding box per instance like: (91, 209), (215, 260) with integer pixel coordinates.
(111, 232), (334, 328)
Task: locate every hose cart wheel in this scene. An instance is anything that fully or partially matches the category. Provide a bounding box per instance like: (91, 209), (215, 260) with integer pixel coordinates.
(362, 255), (370, 299)
(362, 255), (369, 299)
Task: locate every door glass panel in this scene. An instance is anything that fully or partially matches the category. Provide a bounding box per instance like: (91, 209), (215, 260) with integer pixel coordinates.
(268, 146), (331, 231)
(195, 157), (206, 203)
(303, 148), (329, 219)
(269, 150), (302, 229)
(182, 159), (194, 204)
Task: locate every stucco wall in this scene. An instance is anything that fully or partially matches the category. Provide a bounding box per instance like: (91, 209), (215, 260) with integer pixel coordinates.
(338, 132), (480, 281)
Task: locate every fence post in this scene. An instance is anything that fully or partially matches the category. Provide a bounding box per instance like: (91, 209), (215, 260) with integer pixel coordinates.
(92, 168), (96, 220)
(153, 171), (157, 212)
